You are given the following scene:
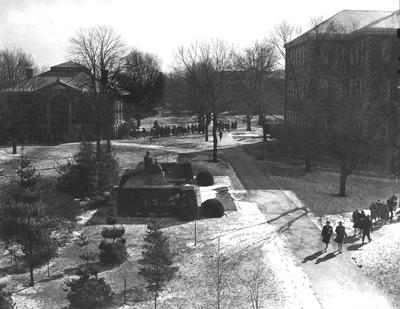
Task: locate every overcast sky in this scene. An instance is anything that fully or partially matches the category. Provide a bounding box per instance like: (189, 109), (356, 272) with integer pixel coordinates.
(0, 0), (398, 71)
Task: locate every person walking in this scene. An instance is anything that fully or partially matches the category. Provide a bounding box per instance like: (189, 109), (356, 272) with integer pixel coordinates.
(321, 221), (333, 252)
(335, 221), (347, 253)
(219, 130), (223, 141)
(352, 209), (361, 236)
(387, 197), (395, 221)
(361, 215), (373, 244)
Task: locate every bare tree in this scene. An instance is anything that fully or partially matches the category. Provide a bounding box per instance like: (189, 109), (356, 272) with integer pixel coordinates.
(175, 40), (233, 162)
(239, 257), (268, 309)
(69, 25), (126, 154)
(0, 48), (34, 90)
(270, 21), (302, 66)
(117, 49), (165, 127)
(0, 48), (35, 154)
(233, 40), (280, 134)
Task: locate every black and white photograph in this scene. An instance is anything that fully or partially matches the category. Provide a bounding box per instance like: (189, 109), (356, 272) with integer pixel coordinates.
(0, 0), (400, 308)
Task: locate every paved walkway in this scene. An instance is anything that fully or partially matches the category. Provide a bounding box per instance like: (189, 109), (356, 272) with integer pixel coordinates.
(219, 133), (394, 309)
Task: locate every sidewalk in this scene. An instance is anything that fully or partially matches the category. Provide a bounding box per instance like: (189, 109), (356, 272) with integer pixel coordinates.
(220, 133), (394, 309)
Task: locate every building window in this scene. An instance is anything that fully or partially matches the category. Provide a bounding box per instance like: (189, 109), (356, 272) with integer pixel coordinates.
(384, 80), (391, 100)
(350, 78), (362, 99)
(337, 82), (343, 100)
(361, 40), (366, 63)
(382, 40), (391, 62)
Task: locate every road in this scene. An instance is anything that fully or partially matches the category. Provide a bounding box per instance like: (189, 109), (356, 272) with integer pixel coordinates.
(219, 133), (394, 309)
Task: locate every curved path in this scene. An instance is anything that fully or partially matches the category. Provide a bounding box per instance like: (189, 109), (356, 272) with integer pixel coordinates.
(219, 133), (394, 309)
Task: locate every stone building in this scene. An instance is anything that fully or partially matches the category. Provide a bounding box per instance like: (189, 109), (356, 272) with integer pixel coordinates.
(2, 61), (126, 142)
(284, 10), (400, 169)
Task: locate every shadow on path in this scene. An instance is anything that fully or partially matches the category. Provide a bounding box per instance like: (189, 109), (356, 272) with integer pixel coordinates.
(315, 251), (339, 264)
(347, 243), (364, 251)
(344, 235), (361, 244)
(267, 206), (308, 224)
(302, 250), (325, 263)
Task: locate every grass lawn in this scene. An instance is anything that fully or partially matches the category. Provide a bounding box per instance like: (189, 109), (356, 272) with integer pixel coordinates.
(241, 142), (400, 217)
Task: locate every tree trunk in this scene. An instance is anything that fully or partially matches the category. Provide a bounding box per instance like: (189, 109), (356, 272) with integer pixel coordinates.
(304, 151), (312, 173)
(29, 242), (34, 286)
(106, 137), (111, 154)
(205, 113), (211, 142)
(212, 112), (218, 162)
(154, 287), (158, 309)
(246, 114), (252, 131)
(96, 131), (101, 160)
(339, 163), (347, 197)
(12, 139), (17, 154)
(258, 112), (265, 126)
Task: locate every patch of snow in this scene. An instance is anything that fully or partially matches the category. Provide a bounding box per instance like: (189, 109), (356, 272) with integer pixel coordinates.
(76, 209), (97, 225)
(218, 199), (321, 308)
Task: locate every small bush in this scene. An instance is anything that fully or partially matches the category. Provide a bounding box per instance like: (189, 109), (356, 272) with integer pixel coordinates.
(196, 171), (214, 186)
(105, 217), (117, 225)
(0, 284), (14, 309)
(101, 226), (125, 241)
(201, 199), (225, 218)
(66, 267), (113, 309)
(98, 239), (127, 265)
(117, 120), (136, 139)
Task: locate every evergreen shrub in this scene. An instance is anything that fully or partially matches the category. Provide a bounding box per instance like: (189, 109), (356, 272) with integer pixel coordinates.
(196, 171), (214, 186)
(201, 199), (225, 218)
(98, 239), (127, 265)
(66, 267), (113, 309)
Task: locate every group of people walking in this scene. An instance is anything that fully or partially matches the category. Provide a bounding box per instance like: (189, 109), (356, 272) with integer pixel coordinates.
(369, 194), (397, 222)
(321, 194), (398, 253)
(217, 120), (238, 132)
(351, 210), (374, 244)
(130, 123), (205, 139)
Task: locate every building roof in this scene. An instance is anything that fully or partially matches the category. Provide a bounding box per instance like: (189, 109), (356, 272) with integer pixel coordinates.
(359, 10), (400, 30)
(319, 10), (393, 33)
(287, 10), (396, 47)
(3, 61), (128, 96)
(50, 61), (86, 70)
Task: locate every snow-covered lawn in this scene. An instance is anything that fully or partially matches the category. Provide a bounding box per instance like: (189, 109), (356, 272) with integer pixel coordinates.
(261, 166), (399, 217)
(2, 139), (319, 308)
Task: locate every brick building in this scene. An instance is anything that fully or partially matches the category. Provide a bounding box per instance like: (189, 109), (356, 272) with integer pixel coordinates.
(284, 10), (400, 168)
(2, 61), (126, 142)
(285, 10), (399, 124)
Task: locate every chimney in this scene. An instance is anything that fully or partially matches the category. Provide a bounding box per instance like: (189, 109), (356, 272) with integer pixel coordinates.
(25, 68), (34, 80)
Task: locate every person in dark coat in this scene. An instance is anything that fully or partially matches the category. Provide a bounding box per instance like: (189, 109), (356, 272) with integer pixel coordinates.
(387, 197), (395, 221)
(219, 130), (223, 141)
(352, 210), (361, 236)
(361, 215), (373, 244)
(321, 221), (333, 252)
(335, 221), (347, 253)
(381, 202), (389, 221)
(144, 151), (153, 174)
